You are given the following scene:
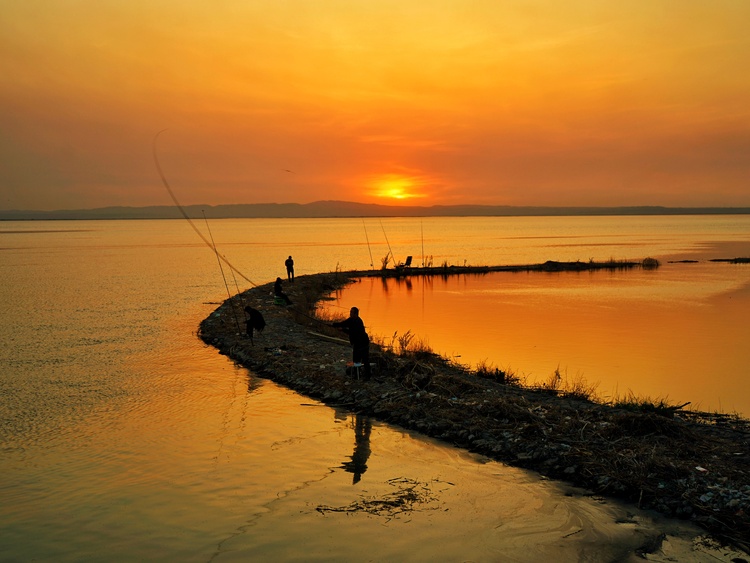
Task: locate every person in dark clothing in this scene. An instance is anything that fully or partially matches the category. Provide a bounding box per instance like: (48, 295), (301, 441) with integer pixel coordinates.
(243, 306), (266, 344)
(333, 306), (371, 379)
(274, 277), (292, 305)
(285, 256), (294, 281)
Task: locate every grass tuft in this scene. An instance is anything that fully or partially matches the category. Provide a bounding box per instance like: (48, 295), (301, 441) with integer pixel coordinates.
(537, 366), (599, 401)
(475, 359), (523, 386)
(609, 391), (689, 417)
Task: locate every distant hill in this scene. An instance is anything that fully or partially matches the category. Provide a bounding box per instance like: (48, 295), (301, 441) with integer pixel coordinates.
(1, 200), (749, 220)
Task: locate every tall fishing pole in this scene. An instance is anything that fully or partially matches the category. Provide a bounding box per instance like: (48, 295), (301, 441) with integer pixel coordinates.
(228, 262), (245, 309)
(203, 210), (242, 335)
(152, 129), (258, 288)
(226, 256), (253, 338)
(379, 220), (394, 267)
(152, 129), (336, 332)
(421, 220), (425, 268)
(362, 219), (374, 269)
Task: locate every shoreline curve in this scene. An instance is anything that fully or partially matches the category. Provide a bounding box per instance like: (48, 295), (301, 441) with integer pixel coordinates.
(199, 264), (750, 552)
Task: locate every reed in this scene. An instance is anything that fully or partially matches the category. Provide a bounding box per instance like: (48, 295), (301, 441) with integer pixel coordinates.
(536, 366), (599, 401)
(609, 391), (688, 416)
(312, 306), (343, 324)
(475, 359), (523, 386)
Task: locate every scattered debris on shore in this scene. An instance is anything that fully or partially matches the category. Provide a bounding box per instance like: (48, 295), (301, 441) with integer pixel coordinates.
(199, 265), (750, 553)
(316, 477), (452, 521)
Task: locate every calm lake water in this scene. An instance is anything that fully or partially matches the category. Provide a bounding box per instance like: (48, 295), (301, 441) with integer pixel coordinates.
(1, 215), (749, 561)
(325, 250), (750, 415)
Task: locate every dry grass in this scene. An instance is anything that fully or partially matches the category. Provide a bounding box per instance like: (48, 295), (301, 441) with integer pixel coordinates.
(609, 391), (690, 417)
(537, 366), (600, 402)
(475, 359), (523, 386)
(312, 306), (343, 324)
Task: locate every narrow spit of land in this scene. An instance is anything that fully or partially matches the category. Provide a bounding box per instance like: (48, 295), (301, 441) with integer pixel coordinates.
(199, 262), (750, 553)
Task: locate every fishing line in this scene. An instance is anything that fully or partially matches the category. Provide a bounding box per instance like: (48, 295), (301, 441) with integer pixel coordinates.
(379, 220), (394, 267)
(228, 262), (245, 310)
(421, 220), (425, 268)
(362, 219), (374, 269)
(153, 130), (344, 333)
(152, 129), (258, 287)
(203, 210), (242, 334)
(226, 255), (256, 339)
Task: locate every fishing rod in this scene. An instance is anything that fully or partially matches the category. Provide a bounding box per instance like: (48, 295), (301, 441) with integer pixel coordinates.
(153, 130), (345, 334)
(362, 219), (374, 269)
(228, 260), (246, 310)
(152, 129), (258, 288)
(421, 220), (425, 268)
(203, 210), (243, 334)
(226, 252), (257, 339)
(379, 220), (395, 267)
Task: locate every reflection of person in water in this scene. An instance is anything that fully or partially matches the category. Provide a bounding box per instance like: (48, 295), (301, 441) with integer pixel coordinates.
(341, 414), (372, 484)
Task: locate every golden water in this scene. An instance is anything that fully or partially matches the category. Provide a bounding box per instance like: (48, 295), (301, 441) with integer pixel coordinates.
(325, 258), (750, 414)
(1, 216), (748, 561)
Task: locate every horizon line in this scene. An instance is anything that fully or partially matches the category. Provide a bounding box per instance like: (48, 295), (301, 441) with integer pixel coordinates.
(2, 200), (750, 221)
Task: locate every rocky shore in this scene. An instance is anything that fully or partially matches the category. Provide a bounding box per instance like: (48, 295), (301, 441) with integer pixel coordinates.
(198, 268), (750, 553)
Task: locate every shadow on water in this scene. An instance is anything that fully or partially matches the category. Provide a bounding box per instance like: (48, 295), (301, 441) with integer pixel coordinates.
(338, 413), (372, 484)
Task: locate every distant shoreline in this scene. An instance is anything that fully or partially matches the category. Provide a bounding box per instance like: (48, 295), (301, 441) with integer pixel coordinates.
(2, 200), (750, 221)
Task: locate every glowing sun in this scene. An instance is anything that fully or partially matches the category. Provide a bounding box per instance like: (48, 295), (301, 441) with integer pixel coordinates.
(369, 174), (425, 201)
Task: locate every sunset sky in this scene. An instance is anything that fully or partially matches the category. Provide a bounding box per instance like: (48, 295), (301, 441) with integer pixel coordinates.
(2, 1), (749, 211)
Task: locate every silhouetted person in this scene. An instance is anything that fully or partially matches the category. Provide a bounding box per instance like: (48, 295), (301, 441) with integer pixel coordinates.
(341, 414), (372, 484)
(285, 255), (294, 281)
(274, 277), (292, 305)
(243, 306), (266, 344)
(333, 306), (371, 379)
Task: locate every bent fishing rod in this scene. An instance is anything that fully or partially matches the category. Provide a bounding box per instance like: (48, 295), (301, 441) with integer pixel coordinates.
(152, 129), (258, 288)
(152, 130), (339, 331)
(203, 210), (242, 334)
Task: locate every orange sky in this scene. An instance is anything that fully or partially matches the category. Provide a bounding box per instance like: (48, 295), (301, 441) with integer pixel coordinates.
(2, 1), (749, 211)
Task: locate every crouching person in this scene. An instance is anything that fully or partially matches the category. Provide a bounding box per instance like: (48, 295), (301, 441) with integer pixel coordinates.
(244, 306), (266, 344)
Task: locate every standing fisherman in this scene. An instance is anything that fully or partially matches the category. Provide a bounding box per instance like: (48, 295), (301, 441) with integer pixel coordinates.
(285, 255), (295, 281)
(333, 307), (371, 380)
